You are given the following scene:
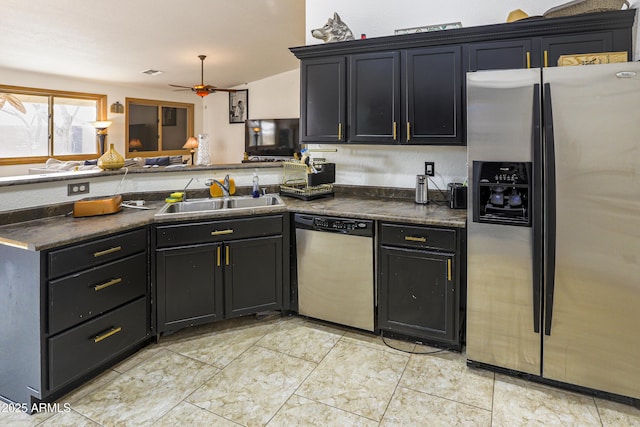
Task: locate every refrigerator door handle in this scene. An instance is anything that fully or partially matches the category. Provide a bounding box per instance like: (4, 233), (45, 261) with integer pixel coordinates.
(532, 83), (542, 334)
(544, 82), (557, 336)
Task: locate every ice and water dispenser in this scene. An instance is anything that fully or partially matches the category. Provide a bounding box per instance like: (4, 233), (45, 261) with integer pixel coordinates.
(472, 161), (532, 227)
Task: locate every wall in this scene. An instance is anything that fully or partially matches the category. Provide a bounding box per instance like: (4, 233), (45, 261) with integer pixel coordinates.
(204, 69), (301, 164)
(304, 0), (639, 189)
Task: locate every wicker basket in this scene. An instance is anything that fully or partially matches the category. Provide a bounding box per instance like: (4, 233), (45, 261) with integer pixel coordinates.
(543, 0), (630, 18)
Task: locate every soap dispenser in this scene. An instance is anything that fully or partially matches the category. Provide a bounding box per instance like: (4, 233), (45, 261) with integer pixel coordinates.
(252, 172), (260, 198)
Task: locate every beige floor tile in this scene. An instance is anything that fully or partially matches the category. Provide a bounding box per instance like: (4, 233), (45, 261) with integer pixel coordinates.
(164, 321), (278, 369)
(492, 374), (601, 427)
(58, 369), (121, 405)
(400, 351), (494, 410)
(267, 394), (378, 427)
(111, 344), (161, 374)
(256, 317), (344, 362)
(341, 330), (417, 355)
(187, 346), (316, 426)
(154, 401), (240, 427)
(596, 398), (640, 427)
(296, 340), (409, 421)
(381, 386), (492, 427)
(38, 409), (101, 426)
(71, 349), (219, 427)
(0, 406), (56, 427)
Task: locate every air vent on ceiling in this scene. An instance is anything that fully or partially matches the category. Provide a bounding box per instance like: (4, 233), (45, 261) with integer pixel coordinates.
(141, 69), (163, 76)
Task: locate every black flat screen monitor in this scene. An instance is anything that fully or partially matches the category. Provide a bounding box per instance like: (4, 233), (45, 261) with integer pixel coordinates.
(245, 118), (300, 157)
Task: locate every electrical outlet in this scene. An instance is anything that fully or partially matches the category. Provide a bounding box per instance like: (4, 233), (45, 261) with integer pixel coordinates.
(68, 182), (90, 196)
(425, 162), (435, 177)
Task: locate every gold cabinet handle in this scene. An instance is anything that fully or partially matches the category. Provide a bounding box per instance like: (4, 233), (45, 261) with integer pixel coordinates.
(407, 122), (411, 141)
(94, 278), (122, 292)
(216, 246), (221, 267)
(447, 259), (452, 281)
(526, 52), (531, 69)
(544, 50), (548, 68)
(211, 229), (234, 236)
(93, 246), (122, 257)
(393, 121), (397, 141)
(94, 327), (122, 343)
(405, 236), (426, 243)
(338, 123), (343, 141)
(225, 246), (230, 266)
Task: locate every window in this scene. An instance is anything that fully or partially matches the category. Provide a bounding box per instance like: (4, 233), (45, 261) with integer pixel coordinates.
(125, 98), (194, 157)
(0, 85), (106, 165)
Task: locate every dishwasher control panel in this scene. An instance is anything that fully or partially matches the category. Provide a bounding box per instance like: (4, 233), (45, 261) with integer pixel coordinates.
(294, 214), (373, 237)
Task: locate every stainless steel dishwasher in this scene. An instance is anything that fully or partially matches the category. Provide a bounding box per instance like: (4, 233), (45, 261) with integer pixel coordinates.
(294, 213), (374, 331)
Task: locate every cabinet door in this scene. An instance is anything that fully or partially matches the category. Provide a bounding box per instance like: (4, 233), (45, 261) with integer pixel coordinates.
(378, 246), (457, 345)
(300, 56), (347, 143)
(405, 46), (463, 144)
(156, 243), (223, 333)
(466, 39), (538, 71)
(540, 31), (613, 67)
(224, 236), (283, 318)
(349, 51), (401, 144)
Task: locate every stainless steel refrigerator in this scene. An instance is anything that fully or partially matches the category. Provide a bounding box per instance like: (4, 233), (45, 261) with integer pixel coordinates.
(466, 62), (640, 402)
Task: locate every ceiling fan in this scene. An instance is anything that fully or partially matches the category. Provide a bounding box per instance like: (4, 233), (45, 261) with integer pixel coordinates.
(169, 55), (236, 97)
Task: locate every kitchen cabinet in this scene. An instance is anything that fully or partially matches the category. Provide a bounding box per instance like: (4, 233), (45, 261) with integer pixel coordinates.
(377, 223), (465, 348)
(0, 227), (150, 411)
(292, 10), (634, 145)
(300, 56), (347, 143)
(155, 215), (285, 334)
(465, 30), (625, 71)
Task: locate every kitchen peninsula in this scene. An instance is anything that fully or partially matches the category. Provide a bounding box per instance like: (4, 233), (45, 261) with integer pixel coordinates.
(0, 172), (466, 411)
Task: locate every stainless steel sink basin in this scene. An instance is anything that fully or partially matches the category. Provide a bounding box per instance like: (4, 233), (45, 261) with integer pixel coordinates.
(155, 194), (285, 217)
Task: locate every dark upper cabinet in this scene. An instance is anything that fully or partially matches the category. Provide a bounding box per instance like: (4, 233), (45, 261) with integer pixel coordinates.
(405, 46), (462, 144)
(291, 10), (634, 146)
(300, 56), (347, 143)
(349, 51), (401, 143)
(466, 39), (538, 71)
(540, 31), (614, 67)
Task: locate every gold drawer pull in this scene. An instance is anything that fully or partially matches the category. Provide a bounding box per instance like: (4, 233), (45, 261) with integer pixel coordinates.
(544, 50), (549, 68)
(211, 229), (234, 236)
(447, 259), (452, 281)
(94, 327), (122, 343)
(216, 246), (221, 267)
(393, 121), (398, 141)
(94, 278), (122, 292)
(407, 122), (411, 141)
(405, 236), (426, 243)
(93, 246), (122, 257)
(338, 123), (343, 141)
(526, 52), (531, 69)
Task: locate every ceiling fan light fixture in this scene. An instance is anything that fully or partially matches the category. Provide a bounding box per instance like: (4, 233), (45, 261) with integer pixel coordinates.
(195, 89), (210, 97)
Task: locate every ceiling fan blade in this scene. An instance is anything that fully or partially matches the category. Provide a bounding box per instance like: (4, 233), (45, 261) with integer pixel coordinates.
(211, 88), (237, 93)
(169, 84), (192, 89)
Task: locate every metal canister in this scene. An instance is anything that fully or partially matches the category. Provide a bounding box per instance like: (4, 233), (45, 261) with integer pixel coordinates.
(415, 174), (429, 204)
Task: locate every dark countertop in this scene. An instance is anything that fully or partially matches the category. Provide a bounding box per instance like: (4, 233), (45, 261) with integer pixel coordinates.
(0, 195), (466, 251)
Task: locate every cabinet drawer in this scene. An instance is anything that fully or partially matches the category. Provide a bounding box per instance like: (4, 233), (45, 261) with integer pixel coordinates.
(156, 215), (283, 247)
(48, 252), (147, 335)
(48, 297), (148, 391)
(48, 228), (147, 279)
(380, 223), (456, 251)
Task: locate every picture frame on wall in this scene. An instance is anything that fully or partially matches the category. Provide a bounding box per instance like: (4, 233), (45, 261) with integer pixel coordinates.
(229, 89), (248, 124)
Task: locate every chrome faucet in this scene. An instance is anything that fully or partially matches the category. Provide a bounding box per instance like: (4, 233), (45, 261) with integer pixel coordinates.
(182, 178), (195, 201)
(207, 174), (231, 198)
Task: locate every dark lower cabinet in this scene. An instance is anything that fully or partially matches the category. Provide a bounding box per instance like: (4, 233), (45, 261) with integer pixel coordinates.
(156, 243), (224, 331)
(378, 223), (464, 348)
(225, 236), (283, 318)
(154, 215), (286, 334)
(0, 227), (150, 412)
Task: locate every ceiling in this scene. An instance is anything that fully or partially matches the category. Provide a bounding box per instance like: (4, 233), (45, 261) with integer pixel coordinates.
(0, 0), (306, 91)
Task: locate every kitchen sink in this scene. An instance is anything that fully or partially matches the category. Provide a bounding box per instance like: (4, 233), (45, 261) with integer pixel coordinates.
(155, 194), (285, 217)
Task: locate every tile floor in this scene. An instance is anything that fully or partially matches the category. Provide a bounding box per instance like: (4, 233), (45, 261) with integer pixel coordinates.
(3, 314), (640, 426)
